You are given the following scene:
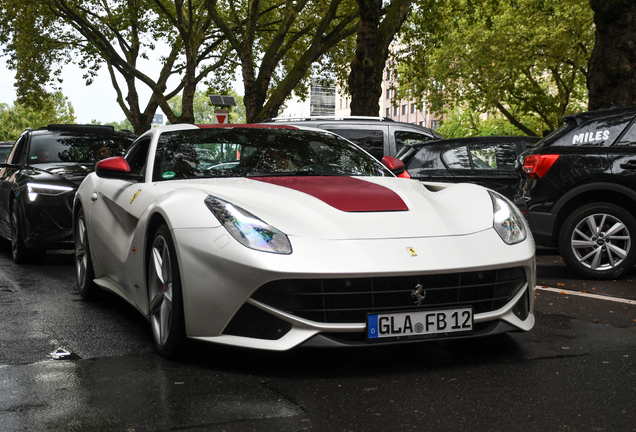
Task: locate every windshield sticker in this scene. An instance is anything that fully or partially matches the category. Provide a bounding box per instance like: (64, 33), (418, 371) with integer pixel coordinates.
(162, 171), (176, 179)
(572, 130), (610, 145)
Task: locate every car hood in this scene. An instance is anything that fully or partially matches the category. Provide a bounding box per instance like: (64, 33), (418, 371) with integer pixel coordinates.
(30, 162), (95, 186)
(158, 176), (496, 240)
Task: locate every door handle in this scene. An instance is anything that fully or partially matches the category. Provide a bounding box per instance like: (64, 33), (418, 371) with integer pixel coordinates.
(619, 160), (636, 170)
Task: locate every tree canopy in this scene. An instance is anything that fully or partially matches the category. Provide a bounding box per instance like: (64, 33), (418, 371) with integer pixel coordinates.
(1, 0), (235, 134)
(206, 0), (359, 122)
(396, 0), (594, 136)
(0, 93), (76, 141)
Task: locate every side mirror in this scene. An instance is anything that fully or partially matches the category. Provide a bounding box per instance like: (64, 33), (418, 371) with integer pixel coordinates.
(95, 157), (144, 181)
(381, 156), (410, 178)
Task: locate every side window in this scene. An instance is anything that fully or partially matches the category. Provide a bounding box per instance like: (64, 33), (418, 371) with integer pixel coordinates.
(409, 147), (444, 170)
(7, 135), (26, 165)
(468, 142), (517, 170)
(558, 114), (634, 147)
(443, 146), (471, 169)
(615, 118), (636, 146)
(394, 131), (432, 154)
(125, 137), (152, 175)
(323, 128), (384, 160)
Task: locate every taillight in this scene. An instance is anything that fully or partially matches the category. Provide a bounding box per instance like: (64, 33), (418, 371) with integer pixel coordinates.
(522, 154), (560, 178)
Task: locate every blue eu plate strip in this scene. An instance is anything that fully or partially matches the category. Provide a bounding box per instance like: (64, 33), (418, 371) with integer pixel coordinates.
(367, 314), (378, 339)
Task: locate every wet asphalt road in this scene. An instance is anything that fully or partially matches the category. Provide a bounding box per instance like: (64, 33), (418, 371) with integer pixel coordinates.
(0, 244), (635, 431)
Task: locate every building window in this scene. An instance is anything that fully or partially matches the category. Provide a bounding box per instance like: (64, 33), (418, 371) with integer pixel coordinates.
(309, 77), (335, 116)
(402, 104), (407, 115)
(386, 107), (391, 117)
(386, 89), (391, 99)
(411, 104), (416, 114)
(394, 106), (398, 116)
(431, 120), (439, 130)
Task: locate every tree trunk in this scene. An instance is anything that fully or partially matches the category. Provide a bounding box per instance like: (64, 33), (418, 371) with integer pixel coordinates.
(348, 0), (383, 116)
(588, 0), (636, 110)
(348, 0), (411, 117)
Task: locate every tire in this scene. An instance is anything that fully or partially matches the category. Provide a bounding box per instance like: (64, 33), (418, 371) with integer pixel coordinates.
(11, 199), (28, 264)
(559, 202), (636, 280)
(148, 225), (186, 358)
(74, 208), (97, 300)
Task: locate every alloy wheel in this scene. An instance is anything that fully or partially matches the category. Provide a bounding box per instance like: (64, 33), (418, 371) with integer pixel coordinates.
(570, 212), (631, 271)
(75, 217), (88, 287)
(148, 234), (173, 347)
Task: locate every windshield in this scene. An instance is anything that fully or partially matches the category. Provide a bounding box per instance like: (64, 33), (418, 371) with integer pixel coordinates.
(152, 128), (392, 181)
(29, 133), (132, 164)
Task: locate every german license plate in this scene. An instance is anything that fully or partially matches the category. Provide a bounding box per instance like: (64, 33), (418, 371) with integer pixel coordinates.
(367, 307), (473, 341)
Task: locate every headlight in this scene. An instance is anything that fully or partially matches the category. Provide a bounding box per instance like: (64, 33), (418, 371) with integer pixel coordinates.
(489, 190), (527, 245)
(26, 183), (74, 202)
(204, 195), (292, 254)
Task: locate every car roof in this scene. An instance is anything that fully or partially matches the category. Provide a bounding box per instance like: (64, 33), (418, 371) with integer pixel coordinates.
(407, 135), (540, 148)
(563, 105), (636, 126)
(262, 116), (396, 124)
(30, 124), (137, 138)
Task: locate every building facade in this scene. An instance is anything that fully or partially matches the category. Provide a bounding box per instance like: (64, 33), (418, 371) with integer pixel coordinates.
(335, 71), (442, 130)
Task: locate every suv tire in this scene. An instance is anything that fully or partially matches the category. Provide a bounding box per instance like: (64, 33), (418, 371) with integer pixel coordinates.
(559, 202), (636, 280)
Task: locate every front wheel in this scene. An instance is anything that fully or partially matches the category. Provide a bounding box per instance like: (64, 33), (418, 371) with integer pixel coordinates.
(75, 208), (97, 300)
(559, 202), (636, 280)
(148, 225), (186, 358)
(11, 199), (28, 264)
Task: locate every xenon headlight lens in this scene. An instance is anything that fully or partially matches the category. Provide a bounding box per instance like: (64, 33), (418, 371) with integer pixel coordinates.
(27, 183), (74, 202)
(489, 190), (527, 245)
(204, 195), (292, 254)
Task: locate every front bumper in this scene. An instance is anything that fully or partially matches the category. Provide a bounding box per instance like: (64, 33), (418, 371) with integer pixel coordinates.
(21, 191), (76, 250)
(173, 226), (536, 351)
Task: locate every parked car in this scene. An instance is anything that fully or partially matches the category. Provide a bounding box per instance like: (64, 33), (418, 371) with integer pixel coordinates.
(397, 136), (540, 200)
(0, 124), (136, 263)
(515, 106), (636, 280)
(261, 116), (442, 160)
(0, 142), (13, 162)
(74, 123), (535, 358)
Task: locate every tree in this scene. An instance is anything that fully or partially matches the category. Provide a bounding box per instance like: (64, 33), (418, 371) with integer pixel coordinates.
(0, 93), (76, 141)
(206, 0), (359, 123)
(587, 0), (636, 110)
(347, 0), (412, 116)
(397, 0), (594, 136)
(1, 0), (234, 134)
(436, 103), (545, 138)
(0, 3), (66, 110)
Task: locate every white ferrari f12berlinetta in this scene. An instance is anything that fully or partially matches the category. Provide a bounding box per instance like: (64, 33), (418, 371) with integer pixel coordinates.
(73, 123), (535, 357)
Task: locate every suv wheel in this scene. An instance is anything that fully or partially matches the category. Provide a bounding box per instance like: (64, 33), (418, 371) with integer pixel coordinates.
(559, 202), (636, 280)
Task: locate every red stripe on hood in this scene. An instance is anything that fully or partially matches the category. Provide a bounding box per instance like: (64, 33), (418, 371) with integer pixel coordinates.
(251, 177), (408, 212)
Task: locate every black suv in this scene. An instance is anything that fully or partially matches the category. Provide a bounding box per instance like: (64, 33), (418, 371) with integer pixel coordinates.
(261, 116), (442, 160)
(0, 124), (136, 263)
(397, 136), (540, 200)
(515, 106), (636, 279)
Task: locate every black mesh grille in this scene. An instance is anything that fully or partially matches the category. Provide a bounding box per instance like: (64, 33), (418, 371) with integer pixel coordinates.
(251, 267), (527, 323)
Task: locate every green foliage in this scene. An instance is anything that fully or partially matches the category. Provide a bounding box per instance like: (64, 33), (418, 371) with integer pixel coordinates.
(397, 0), (594, 136)
(0, 93), (76, 141)
(436, 104), (545, 138)
(0, 0), (236, 134)
(207, 0), (359, 122)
